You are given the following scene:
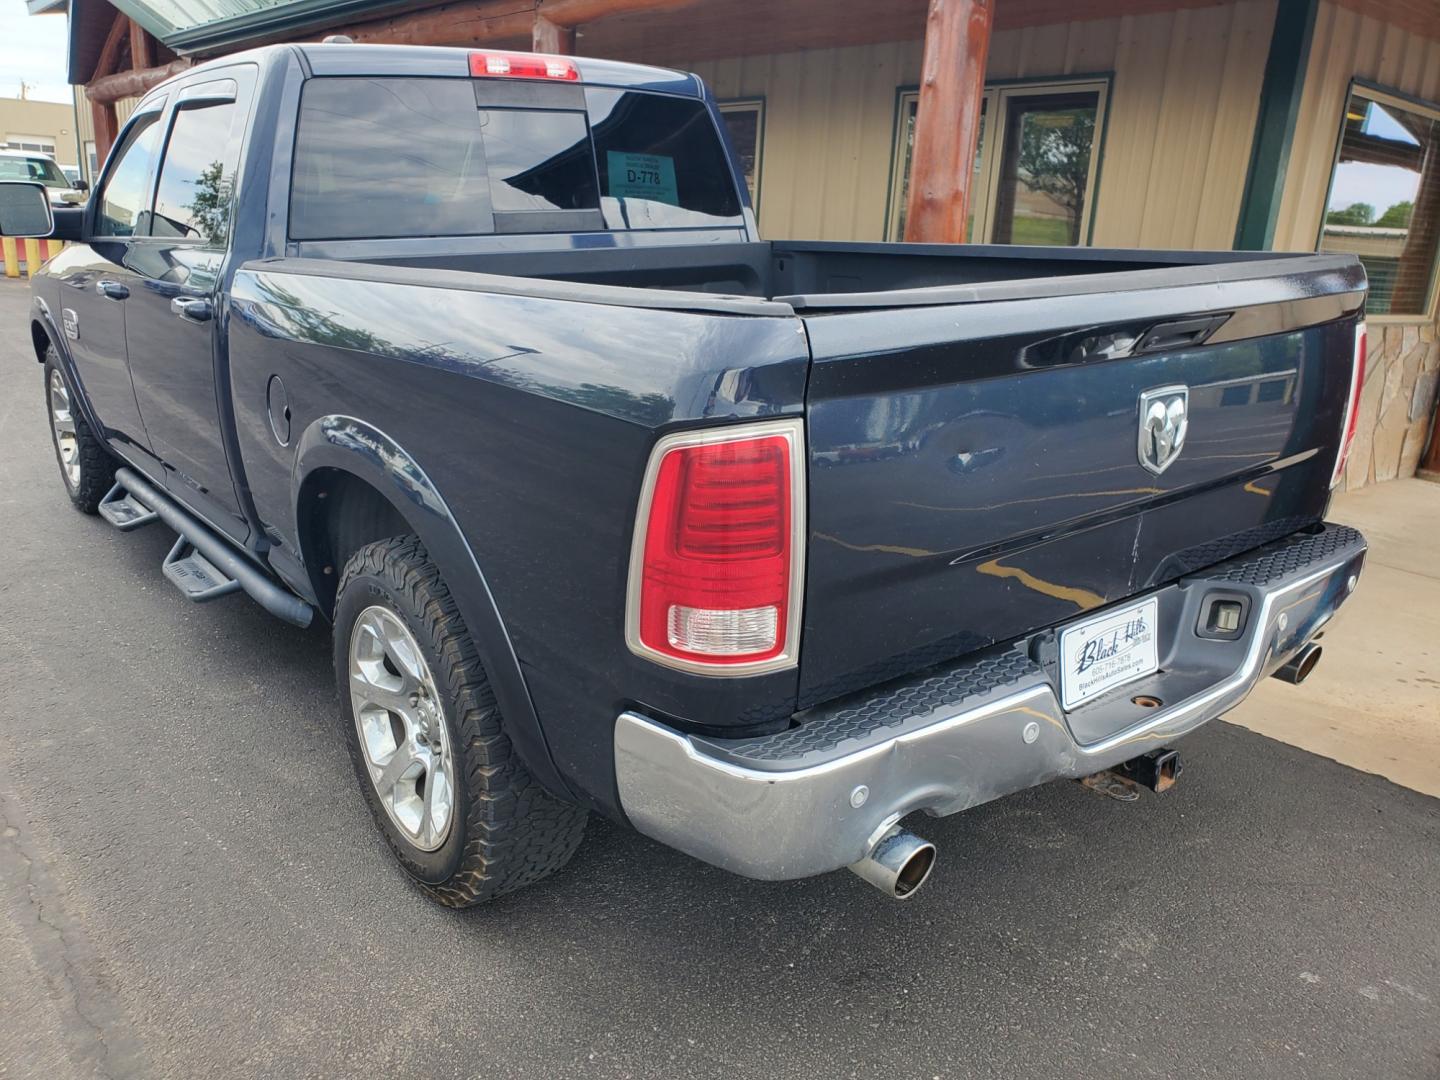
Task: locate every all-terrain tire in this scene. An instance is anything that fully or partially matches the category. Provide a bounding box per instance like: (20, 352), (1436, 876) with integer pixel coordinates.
(43, 349), (117, 514)
(334, 535), (587, 907)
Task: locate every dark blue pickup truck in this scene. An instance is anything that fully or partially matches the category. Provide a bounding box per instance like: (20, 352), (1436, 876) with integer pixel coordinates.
(1, 43), (1369, 904)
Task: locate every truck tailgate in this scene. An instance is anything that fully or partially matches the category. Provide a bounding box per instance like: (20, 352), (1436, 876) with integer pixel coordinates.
(796, 256), (1366, 707)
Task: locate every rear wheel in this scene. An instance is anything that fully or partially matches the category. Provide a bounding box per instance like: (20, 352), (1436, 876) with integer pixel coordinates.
(43, 351), (116, 514)
(334, 536), (587, 906)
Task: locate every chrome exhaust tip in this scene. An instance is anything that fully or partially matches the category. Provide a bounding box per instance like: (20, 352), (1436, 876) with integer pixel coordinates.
(1273, 641), (1323, 685)
(848, 825), (936, 900)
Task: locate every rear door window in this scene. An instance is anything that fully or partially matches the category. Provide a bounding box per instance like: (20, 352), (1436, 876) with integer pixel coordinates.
(586, 89), (744, 229)
(150, 85), (247, 247)
(290, 78), (492, 240)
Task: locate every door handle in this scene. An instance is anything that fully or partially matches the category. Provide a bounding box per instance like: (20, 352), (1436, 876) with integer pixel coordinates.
(170, 296), (213, 323)
(1134, 314), (1231, 354)
(95, 280), (129, 300)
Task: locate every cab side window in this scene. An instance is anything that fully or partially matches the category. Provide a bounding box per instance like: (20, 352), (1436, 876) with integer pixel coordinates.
(95, 113), (162, 238)
(151, 98), (243, 247)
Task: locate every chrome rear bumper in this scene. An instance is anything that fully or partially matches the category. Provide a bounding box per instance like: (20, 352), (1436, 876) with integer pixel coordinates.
(614, 524), (1366, 881)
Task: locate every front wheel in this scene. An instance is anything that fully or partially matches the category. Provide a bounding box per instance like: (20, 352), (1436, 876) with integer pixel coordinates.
(43, 351), (116, 514)
(334, 536), (587, 907)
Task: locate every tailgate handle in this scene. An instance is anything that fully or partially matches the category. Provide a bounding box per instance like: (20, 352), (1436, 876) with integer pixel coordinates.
(1134, 314), (1230, 354)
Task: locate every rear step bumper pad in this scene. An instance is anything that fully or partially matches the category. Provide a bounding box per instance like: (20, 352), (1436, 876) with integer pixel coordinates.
(615, 523), (1366, 881)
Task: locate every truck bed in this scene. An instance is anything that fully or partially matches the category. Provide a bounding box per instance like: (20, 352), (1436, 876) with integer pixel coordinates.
(351, 238), (1344, 312)
(237, 241), (1364, 725)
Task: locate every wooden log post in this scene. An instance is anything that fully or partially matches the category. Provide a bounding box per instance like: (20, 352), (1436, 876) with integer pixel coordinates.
(532, 14), (575, 54)
(903, 0), (993, 243)
(129, 19), (154, 71)
(89, 98), (119, 168)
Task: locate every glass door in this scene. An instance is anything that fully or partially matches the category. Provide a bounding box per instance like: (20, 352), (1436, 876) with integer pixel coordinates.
(888, 78), (1107, 246)
(987, 87), (1103, 246)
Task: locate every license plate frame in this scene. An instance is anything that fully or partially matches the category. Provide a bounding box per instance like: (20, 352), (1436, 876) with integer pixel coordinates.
(1058, 597), (1160, 711)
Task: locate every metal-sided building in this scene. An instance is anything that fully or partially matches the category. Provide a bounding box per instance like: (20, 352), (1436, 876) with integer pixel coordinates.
(0, 95), (81, 169)
(32, 0), (1440, 485)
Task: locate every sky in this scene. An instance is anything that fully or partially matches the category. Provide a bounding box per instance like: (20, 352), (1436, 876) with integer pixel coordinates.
(1328, 100), (1424, 218)
(1, 0), (72, 103)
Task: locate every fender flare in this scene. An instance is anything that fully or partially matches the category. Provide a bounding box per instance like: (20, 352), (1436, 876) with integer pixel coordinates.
(29, 297), (106, 437)
(293, 415), (574, 802)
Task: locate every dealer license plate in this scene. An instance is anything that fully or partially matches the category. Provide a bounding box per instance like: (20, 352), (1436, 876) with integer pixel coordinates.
(1059, 597), (1159, 710)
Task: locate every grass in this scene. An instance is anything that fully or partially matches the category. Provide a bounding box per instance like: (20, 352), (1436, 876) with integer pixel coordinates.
(1006, 216), (1076, 246)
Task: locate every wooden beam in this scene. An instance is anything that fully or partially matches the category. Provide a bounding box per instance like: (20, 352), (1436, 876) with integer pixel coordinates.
(344, 2), (536, 46)
(537, 0), (702, 26)
(903, 0), (993, 243)
(531, 13), (575, 53)
(89, 99), (118, 168)
(93, 12), (131, 81)
(86, 59), (191, 105)
(129, 20), (154, 71)
(343, 0), (704, 46)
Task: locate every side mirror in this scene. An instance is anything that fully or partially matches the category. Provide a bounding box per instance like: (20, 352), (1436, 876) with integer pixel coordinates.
(0, 181), (55, 238)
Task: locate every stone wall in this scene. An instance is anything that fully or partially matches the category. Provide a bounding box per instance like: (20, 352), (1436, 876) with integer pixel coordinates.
(1342, 321), (1439, 491)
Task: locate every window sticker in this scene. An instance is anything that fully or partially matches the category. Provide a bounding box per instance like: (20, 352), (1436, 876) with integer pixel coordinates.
(606, 151), (678, 206)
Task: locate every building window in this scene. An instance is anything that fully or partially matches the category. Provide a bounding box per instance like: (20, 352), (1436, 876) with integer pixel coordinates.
(719, 99), (764, 209)
(85, 141), (97, 181)
(6, 134), (57, 155)
(1320, 85), (1440, 318)
(888, 79), (1108, 245)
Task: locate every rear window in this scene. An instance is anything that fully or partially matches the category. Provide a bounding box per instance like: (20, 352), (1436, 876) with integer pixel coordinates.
(289, 77), (743, 240)
(587, 88), (743, 228)
(477, 109), (597, 212)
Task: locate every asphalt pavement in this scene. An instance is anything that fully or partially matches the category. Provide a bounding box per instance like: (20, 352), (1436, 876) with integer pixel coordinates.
(1, 278), (1437, 1080)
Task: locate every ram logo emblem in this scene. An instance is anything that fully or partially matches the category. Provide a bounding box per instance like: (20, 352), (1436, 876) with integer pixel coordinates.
(1138, 385), (1189, 475)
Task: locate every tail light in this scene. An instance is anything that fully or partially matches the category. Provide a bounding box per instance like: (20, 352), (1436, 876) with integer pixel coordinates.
(1331, 320), (1367, 488)
(626, 419), (805, 675)
(469, 51), (579, 81)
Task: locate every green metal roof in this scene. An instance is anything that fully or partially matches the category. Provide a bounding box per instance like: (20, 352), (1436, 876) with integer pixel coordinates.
(114, 0), (283, 38)
(127, 0), (418, 51)
(68, 0), (417, 80)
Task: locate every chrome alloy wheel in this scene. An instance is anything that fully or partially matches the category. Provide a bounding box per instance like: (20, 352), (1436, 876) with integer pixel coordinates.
(48, 369), (81, 489)
(349, 606), (455, 851)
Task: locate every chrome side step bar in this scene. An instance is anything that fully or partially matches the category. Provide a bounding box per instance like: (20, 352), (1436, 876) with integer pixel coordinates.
(103, 468), (314, 627)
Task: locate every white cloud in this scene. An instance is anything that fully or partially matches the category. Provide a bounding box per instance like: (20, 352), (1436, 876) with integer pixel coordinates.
(0, 0), (72, 104)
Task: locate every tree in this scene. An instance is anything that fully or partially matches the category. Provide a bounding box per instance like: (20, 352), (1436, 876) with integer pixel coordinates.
(1016, 110), (1095, 245)
(186, 161), (233, 246)
(1325, 201), (1376, 226)
(1376, 201), (1414, 229)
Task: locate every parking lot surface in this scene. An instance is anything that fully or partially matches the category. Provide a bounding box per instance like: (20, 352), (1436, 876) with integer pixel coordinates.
(1, 279), (1437, 1079)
